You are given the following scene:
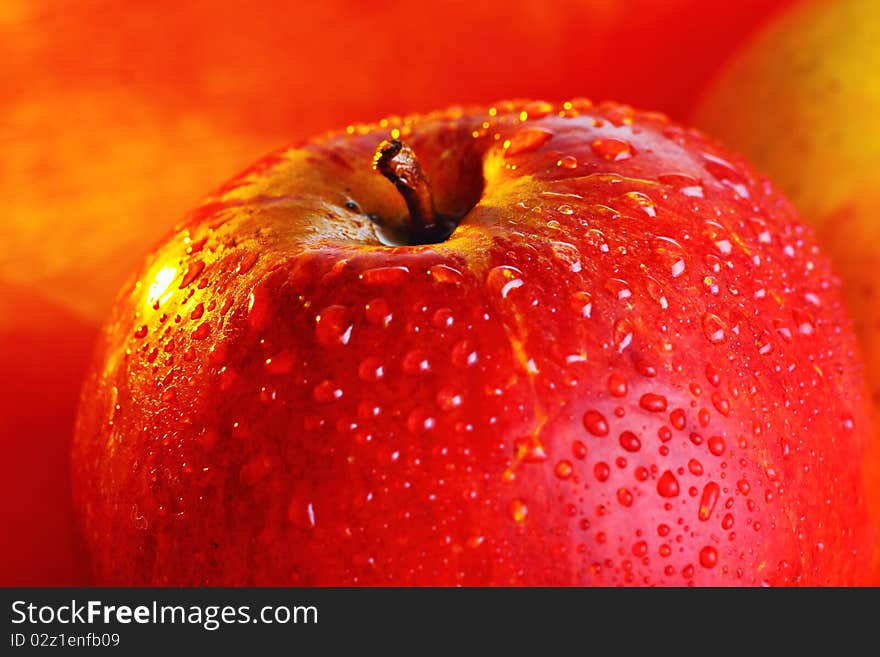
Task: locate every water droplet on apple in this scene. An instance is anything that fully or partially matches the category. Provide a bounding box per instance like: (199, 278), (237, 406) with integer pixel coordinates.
(792, 308), (815, 336)
(556, 155), (578, 169)
(265, 350), (295, 374)
(593, 462), (610, 482)
(699, 545), (718, 569)
(591, 138), (636, 161)
(619, 431), (641, 452)
(658, 172), (703, 197)
(359, 266), (410, 287)
(451, 339), (479, 367)
(644, 275), (668, 309)
(608, 373), (628, 397)
(688, 458), (704, 476)
(179, 260), (205, 289)
(657, 470), (680, 498)
(406, 407), (436, 432)
(365, 298), (392, 327)
(708, 435), (726, 457)
(572, 440), (587, 460)
(670, 409), (687, 430)
(431, 308), (455, 329)
(358, 357), (385, 382)
(639, 393), (668, 412)
(192, 322), (211, 340)
(698, 482), (720, 521)
(235, 251), (259, 275)
(651, 236), (687, 278)
(702, 313), (725, 344)
(485, 266), (524, 299)
(555, 460), (573, 479)
(436, 386), (464, 411)
(711, 393), (730, 417)
(504, 128), (554, 156)
(550, 241), (582, 272)
(402, 350), (432, 375)
(703, 153), (750, 198)
(313, 380), (343, 403)
(569, 291), (593, 318)
(427, 264), (464, 285)
(315, 305), (353, 346)
(612, 318), (634, 352)
(622, 191), (656, 217)
(582, 410), (609, 437)
(604, 277), (632, 300)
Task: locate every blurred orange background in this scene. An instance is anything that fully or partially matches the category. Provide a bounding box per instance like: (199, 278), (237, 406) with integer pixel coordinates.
(0, 0), (789, 584)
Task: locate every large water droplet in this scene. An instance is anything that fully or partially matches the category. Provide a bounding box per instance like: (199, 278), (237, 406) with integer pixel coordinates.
(639, 393), (668, 412)
(622, 191), (656, 217)
(427, 264), (464, 285)
(365, 298), (392, 328)
(583, 410), (609, 437)
(657, 470), (680, 498)
(316, 305), (353, 346)
(612, 318), (634, 352)
(436, 386), (464, 411)
(651, 236), (687, 278)
(619, 431), (641, 452)
(701, 313), (725, 344)
(617, 488), (634, 507)
(451, 339), (479, 368)
(486, 266), (525, 299)
(699, 545), (718, 569)
(703, 153), (750, 198)
(179, 260), (205, 289)
(359, 266), (410, 287)
(591, 138), (636, 161)
(604, 278), (632, 300)
(403, 350), (432, 375)
(358, 357), (385, 382)
(708, 435), (726, 457)
(658, 172), (703, 197)
(504, 128), (554, 156)
(698, 482), (720, 521)
(313, 380), (343, 403)
(555, 460), (573, 480)
(570, 291), (593, 318)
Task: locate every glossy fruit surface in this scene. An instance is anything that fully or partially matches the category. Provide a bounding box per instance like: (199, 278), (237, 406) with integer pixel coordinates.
(74, 99), (875, 585)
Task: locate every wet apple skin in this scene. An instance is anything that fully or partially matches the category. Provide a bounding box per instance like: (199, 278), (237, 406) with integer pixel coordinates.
(73, 100), (875, 585)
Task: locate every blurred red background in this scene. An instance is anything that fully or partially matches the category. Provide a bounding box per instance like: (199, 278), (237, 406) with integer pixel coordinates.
(0, 0), (789, 584)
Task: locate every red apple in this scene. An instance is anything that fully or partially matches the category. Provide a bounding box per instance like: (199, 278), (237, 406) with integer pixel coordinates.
(73, 99), (876, 585)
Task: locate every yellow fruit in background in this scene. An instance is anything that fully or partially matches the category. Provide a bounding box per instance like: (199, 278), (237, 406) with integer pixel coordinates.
(694, 0), (880, 577)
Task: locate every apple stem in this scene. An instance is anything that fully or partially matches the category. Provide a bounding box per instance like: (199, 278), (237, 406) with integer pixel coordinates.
(373, 139), (450, 244)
